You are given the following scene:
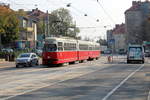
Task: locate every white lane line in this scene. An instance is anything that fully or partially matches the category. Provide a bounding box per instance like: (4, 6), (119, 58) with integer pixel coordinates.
(3, 64), (110, 100)
(102, 64), (144, 100)
(147, 90), (150, 100)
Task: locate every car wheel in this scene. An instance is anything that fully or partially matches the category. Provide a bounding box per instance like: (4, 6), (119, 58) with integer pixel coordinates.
(127, 60), (130, 64)
(28, 62), (32, 67)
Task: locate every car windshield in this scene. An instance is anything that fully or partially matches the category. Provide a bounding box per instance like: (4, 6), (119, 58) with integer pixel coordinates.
(19, 54), (30, 58)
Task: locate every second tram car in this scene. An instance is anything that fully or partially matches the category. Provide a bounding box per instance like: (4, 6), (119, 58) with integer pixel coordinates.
(42, 37), (100, 65)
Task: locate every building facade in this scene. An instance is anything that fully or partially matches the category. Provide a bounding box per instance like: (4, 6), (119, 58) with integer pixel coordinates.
(125, 0), (150, 45)
(113, 24), (126, 53)
(107, 24), (126, 53)
(16, 16), (37, 49)
(27, 8), (48, 49)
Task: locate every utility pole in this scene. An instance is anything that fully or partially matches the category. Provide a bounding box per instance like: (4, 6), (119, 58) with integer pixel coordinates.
(46, 10), (49, 37)
(0, 34), (1, 49)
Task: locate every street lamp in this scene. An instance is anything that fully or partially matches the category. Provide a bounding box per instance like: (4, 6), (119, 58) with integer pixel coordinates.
(66, 3), (71, 7)
(66, 3), (88, 17)
(96, 19), (100, 22)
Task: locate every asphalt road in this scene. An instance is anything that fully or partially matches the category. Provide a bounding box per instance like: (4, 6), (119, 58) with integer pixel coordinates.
(0, 56), (150, 100)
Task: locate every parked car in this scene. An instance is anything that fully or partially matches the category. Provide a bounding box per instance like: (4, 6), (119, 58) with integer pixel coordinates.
(1, 48), (13, 53)
(118, 49), (126, 55)
(16, 53), (39, 68)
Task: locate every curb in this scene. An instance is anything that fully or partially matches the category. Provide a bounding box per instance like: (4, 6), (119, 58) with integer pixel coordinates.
(0, 59), (5, 61)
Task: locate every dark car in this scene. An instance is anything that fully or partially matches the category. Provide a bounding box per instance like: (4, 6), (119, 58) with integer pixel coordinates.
(16, 53), (39, 68)
(118, 49), (126, 55)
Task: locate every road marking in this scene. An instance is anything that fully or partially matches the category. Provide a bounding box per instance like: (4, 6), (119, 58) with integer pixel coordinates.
(102, 64), (144, 100)
(2, 64), (110, 100)
(2, 72), (93, 100)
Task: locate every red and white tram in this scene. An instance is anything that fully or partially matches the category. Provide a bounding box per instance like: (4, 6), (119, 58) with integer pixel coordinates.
(42, 37), (100, 65)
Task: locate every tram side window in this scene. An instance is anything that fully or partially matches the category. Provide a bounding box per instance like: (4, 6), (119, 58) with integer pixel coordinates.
(70, 43), (77, 50)
(64, 43), (69, 50)
(96, 46), (100, 50)
(89, 46), (93, 50)
(94, 45), (96, 50)
(58, 42), (63, 51)
(64, 43), (77, 51)
(93, 45), (96, 50)
(43, 44), (57, 52)
(79, 44), (88, 50)
(58, 42), (63, 46)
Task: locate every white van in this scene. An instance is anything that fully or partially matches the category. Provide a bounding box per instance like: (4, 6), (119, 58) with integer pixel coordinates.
(127, 45), (144, 64)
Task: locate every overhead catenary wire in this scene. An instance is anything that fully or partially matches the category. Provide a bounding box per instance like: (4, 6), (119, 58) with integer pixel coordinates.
(4, 0), (108, 38)
(68, 8), (98, 27)
(77, 26), (111, 29)
(96, 0), (116, 25)
(64, 3), (108, 33)
(86, 0), (113, 29)
(64, 2), (111, 39)
(6, 0), (35, 10)
(67, 3), (101, 23)
(66, 1), (112, 30)
(6, 0), (104, 27)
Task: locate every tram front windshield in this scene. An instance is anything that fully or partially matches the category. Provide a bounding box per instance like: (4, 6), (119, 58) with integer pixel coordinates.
(43, 44), (57, 52)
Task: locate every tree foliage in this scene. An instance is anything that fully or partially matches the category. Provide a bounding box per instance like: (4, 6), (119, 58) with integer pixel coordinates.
(0, 6), (19, 45)
(37, 21), (45, 34)
(49, 8), (80, 38)
(97, 37), (107, 45)
(16, 9), (27, 17)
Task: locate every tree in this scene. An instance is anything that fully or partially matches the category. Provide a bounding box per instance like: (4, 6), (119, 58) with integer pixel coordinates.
(83, 36), (92, 41)
(16, 9), (27, 17)
(37, 21), (45, 34)
(49, 8), (80, 38)
(67, 24), (80, 38)
(97, 37), (107, 45)
(0, 6), (19, 46)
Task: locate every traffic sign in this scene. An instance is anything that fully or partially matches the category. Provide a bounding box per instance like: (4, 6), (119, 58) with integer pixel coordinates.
(108, 39), (115, 44)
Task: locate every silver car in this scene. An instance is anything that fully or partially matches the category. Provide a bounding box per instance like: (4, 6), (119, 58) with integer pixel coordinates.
(16, 53), (39, 68)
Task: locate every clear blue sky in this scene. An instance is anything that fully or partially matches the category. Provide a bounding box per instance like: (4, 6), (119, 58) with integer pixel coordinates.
(0, 0), (144, 40)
